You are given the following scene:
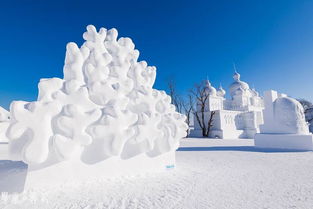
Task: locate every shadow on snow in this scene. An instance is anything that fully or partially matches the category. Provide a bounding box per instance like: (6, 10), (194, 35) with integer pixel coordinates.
(177, 146), (311, 153)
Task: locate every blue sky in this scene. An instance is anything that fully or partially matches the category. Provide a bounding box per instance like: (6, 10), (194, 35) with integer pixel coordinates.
(0, 0), (313, 109)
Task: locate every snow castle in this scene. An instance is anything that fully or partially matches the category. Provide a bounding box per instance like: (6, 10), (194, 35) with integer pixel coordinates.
(0, 25), (187, 191)
(191, 71), (264, 138)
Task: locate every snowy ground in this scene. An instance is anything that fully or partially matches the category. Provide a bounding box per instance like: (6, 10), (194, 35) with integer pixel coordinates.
(1, 138), (313, 209)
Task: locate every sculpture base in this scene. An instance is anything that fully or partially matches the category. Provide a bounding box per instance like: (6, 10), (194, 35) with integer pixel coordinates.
(254, 133), (313, 150)
(189, 129), (251, 139)
(210, 129), (245, 139)
(0, 150), (175, 192)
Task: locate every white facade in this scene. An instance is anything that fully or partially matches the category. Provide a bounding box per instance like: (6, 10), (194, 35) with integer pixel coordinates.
(191, 72), (264, 139)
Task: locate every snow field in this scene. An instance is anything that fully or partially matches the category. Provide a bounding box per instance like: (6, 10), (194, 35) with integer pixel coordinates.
(1, 138), (313, 209)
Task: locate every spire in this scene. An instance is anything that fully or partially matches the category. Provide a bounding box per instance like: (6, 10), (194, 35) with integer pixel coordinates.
(205, 79), (211, 87)
(232, 63), (240, 81)
(233, 62), (237, 73)
(205, 75), (211, 86)
(218, 83), (224, 91)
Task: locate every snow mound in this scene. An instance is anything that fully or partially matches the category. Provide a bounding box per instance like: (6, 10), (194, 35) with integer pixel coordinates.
(7, 25), (188, 166)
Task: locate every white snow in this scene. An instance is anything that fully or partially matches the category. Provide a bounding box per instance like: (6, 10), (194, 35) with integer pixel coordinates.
(1, 138), (313, 209)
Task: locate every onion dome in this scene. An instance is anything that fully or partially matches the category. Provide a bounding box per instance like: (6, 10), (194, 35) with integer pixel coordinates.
(217, 84), (226, 97)
(204, 80), (217, 96)
(229, 71), (250, 97)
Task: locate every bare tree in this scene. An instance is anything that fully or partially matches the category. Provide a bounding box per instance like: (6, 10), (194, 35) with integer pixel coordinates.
(167, 78), (196, 136)
(181, 94), (194, 136)
(298, 99), (313, 123)
(167, 78), (183, 113)
(190, 80), (215, 137)
(298, 99), (313, 112)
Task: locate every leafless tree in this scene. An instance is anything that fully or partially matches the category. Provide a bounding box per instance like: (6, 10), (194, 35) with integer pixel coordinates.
(181, 94), (194, 136)
(298, 99), (313, 123)
(167, 78), (183, 113)
(190, 80), (215, 137)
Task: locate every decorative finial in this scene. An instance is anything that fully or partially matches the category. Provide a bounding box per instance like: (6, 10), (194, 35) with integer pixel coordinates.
(205, 79), (211, 86)
(217, 82), (226, 97)
(232, 63), (240, 81)
(205, 75), (211, 86)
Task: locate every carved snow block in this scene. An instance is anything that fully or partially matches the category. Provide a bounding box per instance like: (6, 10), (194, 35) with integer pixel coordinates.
(1, 25), (187, 192)
(255, 90), (313, 150)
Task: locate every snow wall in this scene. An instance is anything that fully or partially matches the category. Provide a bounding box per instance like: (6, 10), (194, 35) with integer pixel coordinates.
(3, 25), (187, 189)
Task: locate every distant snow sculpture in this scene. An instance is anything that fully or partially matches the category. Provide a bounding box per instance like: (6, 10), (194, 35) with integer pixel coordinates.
(255, 90), (313, 150)
(0, 107), (10, 142)
(7, 25), (187, 166)
(190, 71), (264, 139)
(273, 97), (309, 134)
(0, 107), (10, 122)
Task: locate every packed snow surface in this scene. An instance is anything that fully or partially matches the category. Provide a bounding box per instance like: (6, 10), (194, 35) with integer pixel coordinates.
(1, 138), (313, 209)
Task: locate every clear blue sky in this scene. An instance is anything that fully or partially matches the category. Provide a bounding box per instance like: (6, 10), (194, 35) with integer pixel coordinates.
(0, 0), (313, 109)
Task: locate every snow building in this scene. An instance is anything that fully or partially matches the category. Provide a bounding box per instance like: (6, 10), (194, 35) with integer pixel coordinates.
(191, 71), (264, 139)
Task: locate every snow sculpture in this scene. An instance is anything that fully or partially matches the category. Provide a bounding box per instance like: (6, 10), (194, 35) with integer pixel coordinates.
(190, 72), (264, 139)
(3, 25), (187, 189)
(0, 107), (10, 143)
(255, 90), (313, 150)
(273, 97), (309, 134)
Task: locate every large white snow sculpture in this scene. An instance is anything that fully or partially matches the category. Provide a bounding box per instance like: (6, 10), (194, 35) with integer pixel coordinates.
(254, 90), (313, 150)
(5, 25), (187, 188)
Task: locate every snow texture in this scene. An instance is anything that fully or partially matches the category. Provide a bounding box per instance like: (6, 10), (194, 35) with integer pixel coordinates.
(274, 97), (309, 134)
(6, 25), (187, 166)
(0, 107), (10, 143)
(1, 138), (313, 209)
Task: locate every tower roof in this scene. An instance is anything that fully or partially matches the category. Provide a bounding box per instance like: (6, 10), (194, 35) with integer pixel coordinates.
(217, 84), (226, 97)
(229, 71), (250, 97)
(204, 80), (217, 96)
